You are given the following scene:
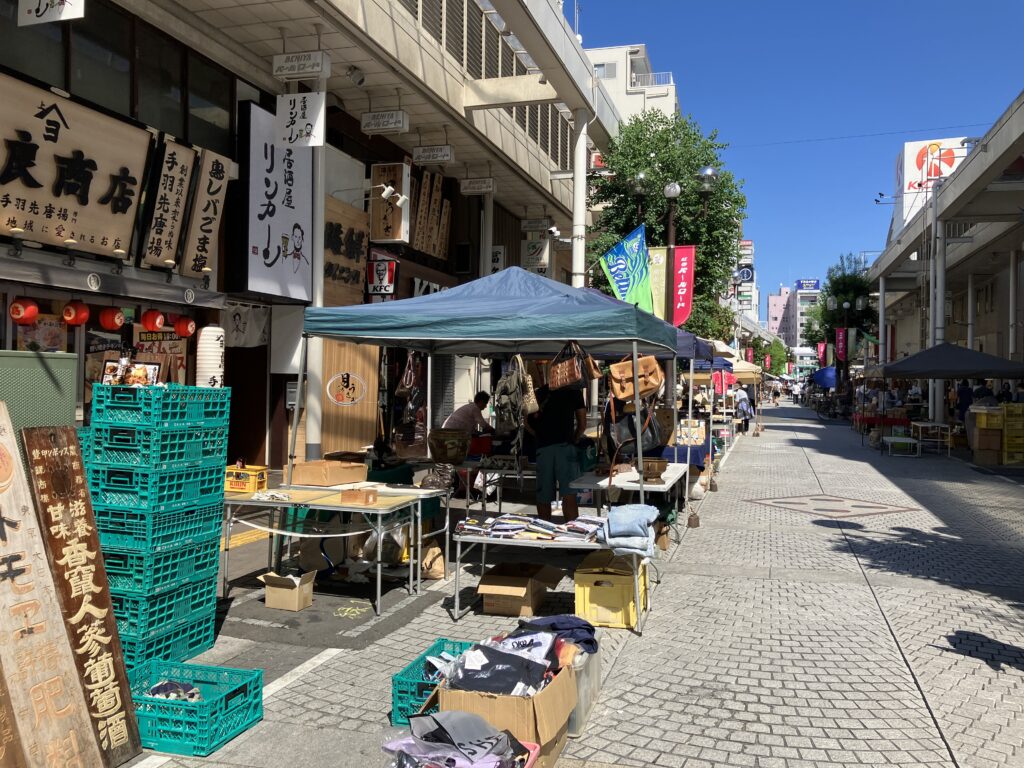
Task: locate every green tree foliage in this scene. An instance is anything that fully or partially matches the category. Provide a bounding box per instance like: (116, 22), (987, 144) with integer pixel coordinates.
(766, 339), (788, 375)
(588, 111), (747, 338)
(814, 253), (878, 381)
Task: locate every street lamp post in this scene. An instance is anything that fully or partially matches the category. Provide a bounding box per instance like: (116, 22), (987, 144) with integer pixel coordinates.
(663, 181), (681, 323)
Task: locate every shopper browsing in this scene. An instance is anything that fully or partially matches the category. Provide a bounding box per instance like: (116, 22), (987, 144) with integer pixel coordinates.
(527, 385), (586, 523)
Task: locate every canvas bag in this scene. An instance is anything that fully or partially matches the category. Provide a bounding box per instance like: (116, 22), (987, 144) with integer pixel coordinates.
(608, 355), (664, 401)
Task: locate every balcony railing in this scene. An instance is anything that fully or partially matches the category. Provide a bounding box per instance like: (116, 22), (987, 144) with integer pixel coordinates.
(631, 72), (674, 88)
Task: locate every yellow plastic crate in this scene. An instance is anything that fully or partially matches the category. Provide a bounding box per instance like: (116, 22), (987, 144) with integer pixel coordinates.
(225, 466), (268, 494)
(574, 551), (648, 629)
(1002, 417), (1024, 434)
(975, 411), (1004, 429)
(1003, 451), (1024, 465)
(1003, 437), (1024, 452)
(1003, 403), (1024, 417)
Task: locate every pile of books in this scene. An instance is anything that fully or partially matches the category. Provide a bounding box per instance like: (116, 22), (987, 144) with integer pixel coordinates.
(456, 513), (606, 542)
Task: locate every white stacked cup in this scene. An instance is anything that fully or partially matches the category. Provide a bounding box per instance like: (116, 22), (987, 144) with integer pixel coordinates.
(196, 325), (225, 388)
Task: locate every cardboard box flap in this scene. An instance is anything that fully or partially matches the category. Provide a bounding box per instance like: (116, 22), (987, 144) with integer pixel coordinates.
(533, 564), (564, 589)
(258, 571), (315, 589)
(533, 665), (577, 744)
(477, 575), (531, 599)
(576, 550), (634, 576)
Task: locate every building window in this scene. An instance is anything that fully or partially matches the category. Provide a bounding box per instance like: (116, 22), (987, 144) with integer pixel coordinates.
(0, 0), (65, 87)
(69, 1), (132, 116)
(188, 52), (233, 156)
(593, 62), (616, 79)
(136, 26), (184, 137)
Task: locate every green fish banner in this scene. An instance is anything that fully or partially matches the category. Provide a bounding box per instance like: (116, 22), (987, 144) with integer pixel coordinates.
(599, 224), (654, 313)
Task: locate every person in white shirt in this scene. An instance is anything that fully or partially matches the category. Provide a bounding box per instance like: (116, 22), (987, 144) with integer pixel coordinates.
(442, 391), (494, 434)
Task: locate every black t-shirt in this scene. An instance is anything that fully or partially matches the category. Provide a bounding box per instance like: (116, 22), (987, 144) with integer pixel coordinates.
(531, 387), (585, 448)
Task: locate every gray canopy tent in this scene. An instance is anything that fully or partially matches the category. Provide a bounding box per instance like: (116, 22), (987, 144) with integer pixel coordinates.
(295, 268), (679, 502)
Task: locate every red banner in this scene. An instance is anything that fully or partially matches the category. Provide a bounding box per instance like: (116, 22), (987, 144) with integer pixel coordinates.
(836, 327), (847, 362)
(787, 362), (793, 374)
(816, 342), (826, 366)
(764, 354), (771, 370)
(671, 245), (696, 326)
(745, 347), (754, 363)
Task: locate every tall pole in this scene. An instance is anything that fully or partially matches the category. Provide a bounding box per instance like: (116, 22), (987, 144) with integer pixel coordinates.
(878, 276), (887, 364)
(571, 108), (588, 288)
(479, 192), (494, 278)
(935, 217), (946, 421)
(1011, 249), (1020, 361)
(305, 72), (328, 461)
(967, 272), (976, 349)
(664, 196), (676, 324)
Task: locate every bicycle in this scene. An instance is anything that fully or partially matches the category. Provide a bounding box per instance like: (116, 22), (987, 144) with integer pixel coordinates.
(816, 395), (840, 420)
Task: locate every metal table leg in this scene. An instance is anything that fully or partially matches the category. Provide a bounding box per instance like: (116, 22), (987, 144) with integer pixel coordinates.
(410, 502), (419, 595)
(375, 514), (383, 615)
(221, 503), (234, 599)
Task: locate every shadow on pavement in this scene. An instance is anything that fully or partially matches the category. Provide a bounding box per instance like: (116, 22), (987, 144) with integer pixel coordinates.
(938, 630), (1024, 672)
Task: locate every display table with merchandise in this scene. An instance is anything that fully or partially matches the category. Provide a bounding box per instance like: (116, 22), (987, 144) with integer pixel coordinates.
(222, 488), (422, 614)
(911, 421), (952, 456)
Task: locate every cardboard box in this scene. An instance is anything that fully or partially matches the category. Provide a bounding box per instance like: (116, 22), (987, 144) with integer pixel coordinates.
(439, 664), (576, 768)
(290, 460), (367, 486)
(339, 487), (379, 505)
(972, 428), (1002, 452)
(973, 449), (1002, 467)
(258, 571), (315, 611)
(476, 562), (563, 617)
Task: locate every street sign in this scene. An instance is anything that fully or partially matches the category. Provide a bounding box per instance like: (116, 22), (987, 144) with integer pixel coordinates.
(272, 51), (331, 81)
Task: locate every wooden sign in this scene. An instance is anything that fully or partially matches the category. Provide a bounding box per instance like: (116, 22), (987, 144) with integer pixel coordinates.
(323, 196), (368, 307)
(0, 665), (27, 768)
(0, 405), (106, 767)
(412, 171), (432, 253)
(434, 199), (451, 260)
(368, 162), (411, 244)
(321, 341), (380, 453)
(21, 425), (141, 767)
(424, 173), (444, 256)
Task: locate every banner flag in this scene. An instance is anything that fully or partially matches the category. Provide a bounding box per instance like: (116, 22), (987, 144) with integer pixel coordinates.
(836, 328), (848, 362)
(816, 341), (826, 366)
(600, 225), (653, 312)
(672, 245), (697, 326)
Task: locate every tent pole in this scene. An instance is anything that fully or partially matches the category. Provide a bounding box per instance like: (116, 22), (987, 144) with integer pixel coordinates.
(426, 354), (433, 458)
(286, 334), (308, 487)
(670, 357), (678, 464)
(632, 341), (645, 505)
(685, 356), (694, 489)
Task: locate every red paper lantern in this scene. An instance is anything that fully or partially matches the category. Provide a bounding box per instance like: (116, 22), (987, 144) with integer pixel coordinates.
(9, 298), (38, 325)
(173, 317), (196, 338)
(141, 310), (165, 332)
(62, 301), (90, 326)
(98, 307), (125, 331)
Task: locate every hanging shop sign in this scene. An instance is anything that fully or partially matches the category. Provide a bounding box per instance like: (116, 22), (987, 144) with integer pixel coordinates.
(745, 347), (754, 363)
(369, 161), (411, 245)
(180, 148), (230, 280)
(521, 218), (552, 232)
(521, 238), (549, 276)
(224, 303), (269, 348)
(836, 327), (848, 362)
(244, 102), (313, 301)
(275, 92), (325, 148)
(366, 249), (397, 296)
(323, 196), (368, 306)
(672, 245), (696, 327)
(18, 0), (85, 26)
(134, 326), (187, 384)
(21, 425), (142, 767)
(360, 110), (409, 135)
(412, 145), (455, 165)
(141, 139), (197, 269)
(816, 341), (826, 366)
(325, 372), (367, 406)
(490, 245), (505, 274)
(271, 50), (331, 81)
(460, 177), (495, 195)
(0, 72), (151, 258)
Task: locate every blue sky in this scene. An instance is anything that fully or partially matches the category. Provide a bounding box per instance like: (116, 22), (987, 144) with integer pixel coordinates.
(572, 1), (1024, 318)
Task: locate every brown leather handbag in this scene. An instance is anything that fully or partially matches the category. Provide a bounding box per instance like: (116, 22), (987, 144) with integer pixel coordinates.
(608, 355), (664, 401)
(549, 341), (596, 390)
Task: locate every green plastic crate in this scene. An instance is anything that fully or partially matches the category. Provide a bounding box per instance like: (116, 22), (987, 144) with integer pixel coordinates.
(90, 424), (229, 469)
(112, 577), (218, 642)
(102, 535), (220, 595)
(129, 660), (262, 757)
(86, 462), (224, 514)
(391, 638), (473, 726)
(91, 384), (231, 428)
(121, 611), (216, 670)
(95, 502), (223, 552)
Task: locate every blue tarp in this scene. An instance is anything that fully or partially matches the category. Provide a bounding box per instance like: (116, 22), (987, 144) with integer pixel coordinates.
(812, 366), (837, 388)
(693, 357), (734, 372)
(303, 267), (678, 357)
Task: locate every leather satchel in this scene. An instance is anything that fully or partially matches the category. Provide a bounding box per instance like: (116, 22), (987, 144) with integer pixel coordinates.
(608, 355), (664, 401)
(548, 342), (588, 390)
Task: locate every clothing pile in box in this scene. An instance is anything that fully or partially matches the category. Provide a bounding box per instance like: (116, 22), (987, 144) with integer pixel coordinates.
(456, 513), (606, 542)
(383, 711), (533, 768)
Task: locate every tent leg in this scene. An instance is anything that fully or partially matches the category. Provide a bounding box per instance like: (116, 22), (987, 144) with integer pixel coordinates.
(685, 356), (694, 495)
(286, 334), (308, 487)
(632, 341), (645, 506)
(426, 354), (433, 458)
(670, 357), (678, 464)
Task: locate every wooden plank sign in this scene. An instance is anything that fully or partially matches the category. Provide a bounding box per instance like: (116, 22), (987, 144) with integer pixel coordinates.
(21, 425), (141, 767)
(0, 404), (106, 767)
(434, 199), (451, 260)
(424, 173), (444, 256)
(0, 664), (27, 768)
(412, 171), (432, 253)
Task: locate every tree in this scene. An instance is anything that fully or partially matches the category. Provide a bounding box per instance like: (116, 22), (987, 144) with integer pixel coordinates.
(588, 110), (747, 338)
(816, 252), (878, 383)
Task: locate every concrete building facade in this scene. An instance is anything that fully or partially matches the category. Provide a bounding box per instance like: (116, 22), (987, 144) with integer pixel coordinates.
(583, 43), (679, 122)
(767, 280), (821, 348)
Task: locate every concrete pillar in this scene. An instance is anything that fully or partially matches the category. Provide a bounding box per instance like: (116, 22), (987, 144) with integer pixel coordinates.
(878, 276), (887, 364)
(479, 192), (493, 277)
(934, 218), (946, 421)
(967, 272), (976, 350)
(1011, 249), (1020, 360)
(305, 74), (328, 460)
(571, 107), (588, 288)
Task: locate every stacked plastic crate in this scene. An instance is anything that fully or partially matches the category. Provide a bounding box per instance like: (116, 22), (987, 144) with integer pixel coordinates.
(86, 384), (231, 668)
(1004, 403), (1024, 465)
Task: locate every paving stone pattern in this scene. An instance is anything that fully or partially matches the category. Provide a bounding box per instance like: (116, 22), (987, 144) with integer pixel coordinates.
(143, 403), (1024, 768)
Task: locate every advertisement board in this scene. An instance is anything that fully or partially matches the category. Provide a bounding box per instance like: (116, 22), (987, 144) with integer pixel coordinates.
(894, 137), (967, 229)
(795, 279), (820, 291)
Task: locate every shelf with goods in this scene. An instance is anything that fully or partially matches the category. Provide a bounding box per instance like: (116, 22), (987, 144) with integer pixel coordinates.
(85, 384), (231, 670)
(1003, 403), (1024, 465)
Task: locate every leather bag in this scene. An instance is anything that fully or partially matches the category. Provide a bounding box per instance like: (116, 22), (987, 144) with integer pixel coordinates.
(608, 355), (664, 401)
(548, 342), (587, 390)
(515, 354), (539, 415)
(603, 397), (664, 461)
(395, 351), (416, 399)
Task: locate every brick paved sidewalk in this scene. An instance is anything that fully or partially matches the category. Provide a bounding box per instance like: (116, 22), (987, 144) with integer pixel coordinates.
(137, 402), (1024, 768)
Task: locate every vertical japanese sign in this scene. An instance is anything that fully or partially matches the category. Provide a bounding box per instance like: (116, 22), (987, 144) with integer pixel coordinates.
(180, 148), (229, 281)
(764, 355), (771, 370)
(322, 196), (368, 307)
(21, 426), (140, 767)
(672, 245), (696, 327)
(18, 0), (85, 26)
(745, 347), (754, 363)
(141, 139), (196, 269)
(0, 404), (107, 767)
(368, 161), (411, 244)
(490, 245), (505, 274)
(816, 342), (826, 366)
(0, 72), (151, 258)
(245, 103), (313, 300)
(648, 247), (667, 321)
(274, 92), (325, 148)
(836, 327), (848, 362)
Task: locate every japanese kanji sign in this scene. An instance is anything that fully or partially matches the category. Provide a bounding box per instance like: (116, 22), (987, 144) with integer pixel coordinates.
(0, 72), (151, 258)
(245, 102), (312, 300)
(18, 0), (85, 27)
(369, 161), (410, 245)
(671, 245), (696, 327)
(21, 425), (140, 767)
(141, 139), (196, 269)
(274, 92), (325, 148)
(0, 404), (107, 767)
(323, 195), (368, 307)
(180, 148), (229, 281)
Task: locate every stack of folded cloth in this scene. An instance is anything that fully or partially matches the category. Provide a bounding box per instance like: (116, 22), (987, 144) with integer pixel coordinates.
(596, 503), (658, 557)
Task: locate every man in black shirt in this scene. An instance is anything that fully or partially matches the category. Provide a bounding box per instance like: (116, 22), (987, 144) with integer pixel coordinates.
(527, 385), (586, 522)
